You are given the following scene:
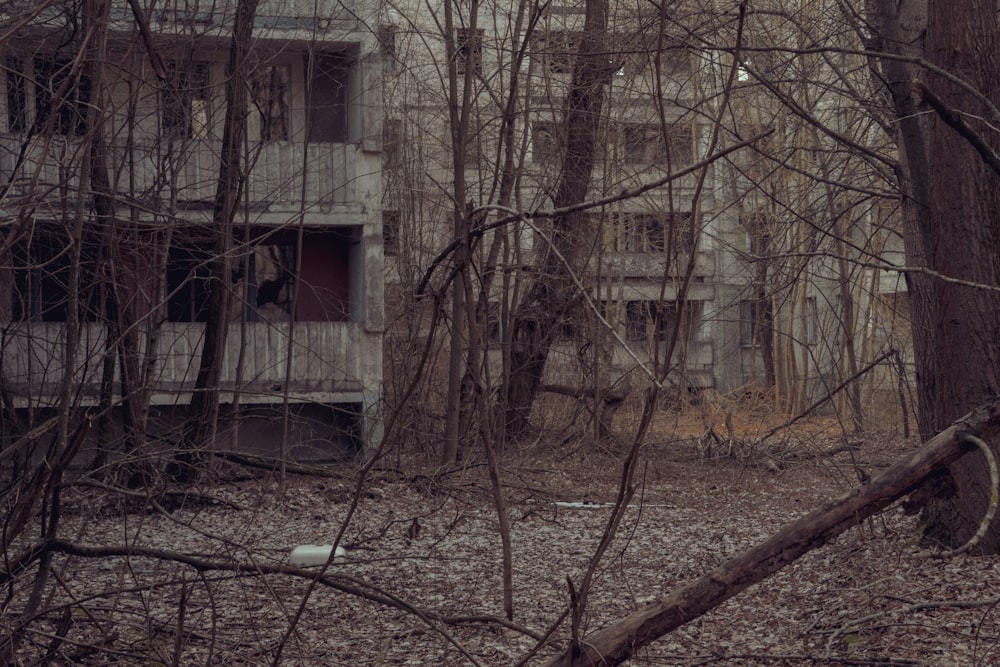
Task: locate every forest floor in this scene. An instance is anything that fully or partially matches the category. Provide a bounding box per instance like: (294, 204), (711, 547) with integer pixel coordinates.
(19, 403), (1000, 666)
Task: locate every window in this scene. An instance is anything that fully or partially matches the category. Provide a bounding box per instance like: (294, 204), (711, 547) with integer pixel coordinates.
(614, 122), (693, 166)
(295, 228), (356, 322)
(166, 228), (361, 324)
(607, 212), (691, 253)
(166, 245), (213, 322)
(626, 301), (678, 343)
(162, 229), (359, 325)
(379, 24), (397, 73)
(6, 58), (26, 133)
(251, 64), (290, 142)
(4, 58), (91, 136)
(667, 123), (693, 165)
(162, 61), (210, 139)
(610, 32), (690, 77)
(486, 301), (501, 342)
(805, 296), (819, 345)
(33, 57), (91, 136)
(739, 300), (757, 347)
(248, 243), (295, 322)
(382, 118), (401, 167)
(382, 209), (400, 257)
(612, 44), (646, 78)
(532, 31), (580, 74)
(307, 53), (349, 143)
(249, 227), (358, 323)
(12, 236), (103, 322)
(626, 301), (648, 341)
(531, 121), (563, 163)
(456, 28), (483, 75)
(622, 213), (664, 252)
(622, 123), (662, 164)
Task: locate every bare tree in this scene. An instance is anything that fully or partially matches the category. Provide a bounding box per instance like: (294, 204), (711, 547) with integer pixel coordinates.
(871, 0), (1000, 550)
(174, 0), (260, 480)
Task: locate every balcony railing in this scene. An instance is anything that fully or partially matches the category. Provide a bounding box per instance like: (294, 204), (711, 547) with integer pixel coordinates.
(0, 136), (356, 213)
(1, 320), (365, 407)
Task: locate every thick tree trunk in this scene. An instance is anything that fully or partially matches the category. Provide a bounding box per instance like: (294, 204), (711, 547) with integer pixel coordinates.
(177, 0), (259, 480)
(543, 399), (1000, 666)
(872, 0), (1000, 550)
(503, 0), (613, 438)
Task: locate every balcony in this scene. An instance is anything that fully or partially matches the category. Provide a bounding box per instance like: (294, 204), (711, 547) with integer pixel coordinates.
(1, 320), (367, 408)
(0, 136), (358, 214)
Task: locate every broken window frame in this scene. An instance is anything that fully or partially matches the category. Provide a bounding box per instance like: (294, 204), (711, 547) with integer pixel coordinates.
(250, 63), (291, 142)
(162, 60), (211, 140)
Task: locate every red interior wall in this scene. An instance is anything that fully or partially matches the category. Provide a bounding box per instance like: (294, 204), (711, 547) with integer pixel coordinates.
(297, 231), (351, 322)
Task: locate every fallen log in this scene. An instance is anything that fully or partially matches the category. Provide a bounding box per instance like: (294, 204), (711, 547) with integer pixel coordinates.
(543, 399), (1000, 667)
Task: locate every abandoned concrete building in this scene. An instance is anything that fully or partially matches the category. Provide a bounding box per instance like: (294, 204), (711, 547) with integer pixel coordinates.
(0, 0), (384, 459)
(380, 0), (909, 421)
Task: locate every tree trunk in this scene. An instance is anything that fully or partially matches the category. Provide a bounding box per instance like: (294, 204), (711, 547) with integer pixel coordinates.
(872, 0), (1000, 550)
(503, 0), (613, 439)
(441, 0), (477, 465)
(177, 0), (259, 480)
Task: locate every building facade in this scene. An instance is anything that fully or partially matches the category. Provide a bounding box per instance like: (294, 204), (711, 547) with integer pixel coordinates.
(380, 0), (906, 425)
(0, 0), (384, 460)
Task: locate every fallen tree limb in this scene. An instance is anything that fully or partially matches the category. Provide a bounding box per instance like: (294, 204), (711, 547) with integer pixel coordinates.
(543, 398), (1000, 666)
(212, 451), (350, 478)
(31, 540), (543, 643)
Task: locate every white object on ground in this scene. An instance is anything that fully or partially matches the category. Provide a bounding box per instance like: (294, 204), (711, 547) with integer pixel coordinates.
(554, 501), (673, 509)
(289, 544), (347, 566)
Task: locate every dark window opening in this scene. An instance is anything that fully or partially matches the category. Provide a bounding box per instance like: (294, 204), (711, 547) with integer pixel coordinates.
(382, 117), (401, 167)
(382, 209), (400, 257)
(608, 212), (692, 253)
(251, 64), (290, 142)
(626, 300), (682, 344)
(11, 236), (103, 322)
(456, 28), (483, 75)
(739, 299), (757, 347)
(6, 58), (27, 133)
(616, 122), (693, 166)
(625, 301), (647, 342)
(307, 52), (349, 143)
(34, 57), (90, 136)
(667, 123), (694, 165)
(167, 245), (213, 322)
(532, 31), (580, 74)
(486, 301), (502, 342)
(622, 123), (662, 164)
(164, 228), (357, 325)
(296, 228), (355, 322)
(805, 295), (819, 345)
(622, 213), (664, 252)
(379, 24), (397, 73)
(247, 242), (295, 322)
(162, 61), (210, 139)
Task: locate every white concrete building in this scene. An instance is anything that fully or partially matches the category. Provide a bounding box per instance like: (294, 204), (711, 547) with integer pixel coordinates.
(0, 0), (384, 458)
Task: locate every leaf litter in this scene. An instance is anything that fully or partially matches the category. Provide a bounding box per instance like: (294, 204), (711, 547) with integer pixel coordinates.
(12, 432), (1000, 666)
